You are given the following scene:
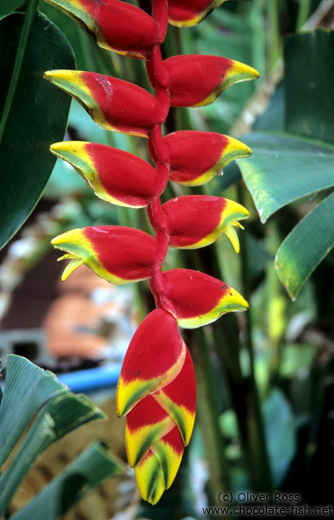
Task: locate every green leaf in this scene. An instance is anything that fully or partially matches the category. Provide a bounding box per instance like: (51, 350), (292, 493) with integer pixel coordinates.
(11, 442), (124, 520)
(238, 29), (334, 298)
(263, 389), (295, 486)
(237, 131), (334, 223)
(285, 29), (334, 145)
(0, 356), (107, 515)
(275, 191), (334, 299)
(0, 412), (56, 513)
(0, 393), (105, 512)
(279, 344), (316, 378)
(0, 355), (66, 468)
(0, 8), (75, 248)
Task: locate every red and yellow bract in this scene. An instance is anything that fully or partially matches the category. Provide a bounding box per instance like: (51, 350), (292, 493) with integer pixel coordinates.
(151, 269), (249, 328)
(159, 195), (249, 250)
(166, 131), (252, 186)
(46, 0), (259, 504)
(43, 0), (160, 58)
(45, 71), (161, 137)
(164, 55), (259, 107)
(52, 226), (160, 284)
(51, 142), (165, 207)
(117, 309), (196, 504)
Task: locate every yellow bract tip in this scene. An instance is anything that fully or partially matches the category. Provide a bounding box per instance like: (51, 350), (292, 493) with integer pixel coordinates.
(224, 226), (240, 253)
(226, 60), (260, 88)
(227, 287), (249, 311)
(61, 258), (85, 281)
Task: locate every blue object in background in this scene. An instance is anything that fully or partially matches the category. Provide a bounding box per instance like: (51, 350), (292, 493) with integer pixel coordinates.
(57, 363), (122, 393)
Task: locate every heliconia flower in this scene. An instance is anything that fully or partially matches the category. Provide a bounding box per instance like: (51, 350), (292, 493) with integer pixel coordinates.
(43, 0), (159, 60)
(159, 195), (249, 252)
(164, 55), (259, 107)
(44, 71), (160, 137)
(168, 0), (225, 27)
(50, 141), (164, 208)
(151, 269), (248, 328)
(165, 131), (251, 186)
(116, 309), (196, 504)
(51, 226), (159, 284)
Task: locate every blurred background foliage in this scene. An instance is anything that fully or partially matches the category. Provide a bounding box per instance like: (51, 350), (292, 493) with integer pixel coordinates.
(1, 0), (334, 518)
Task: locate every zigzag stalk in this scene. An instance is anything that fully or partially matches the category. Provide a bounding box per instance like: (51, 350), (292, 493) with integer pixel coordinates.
(146, 1), (174, 315)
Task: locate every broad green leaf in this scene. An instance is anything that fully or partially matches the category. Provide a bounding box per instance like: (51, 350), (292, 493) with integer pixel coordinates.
(237, 131), (334, 223)
(44, 392), (106, 440)
(285, 29), (334, 145)
(275, 192), (334, 300)
(0, 356), (106, 514)
(263, 389), (295, 486)
(0, 355), (66, 467)
(0, 412), (56, 514)
(12, 442), (124, 520)
(0, 8), (75, 248)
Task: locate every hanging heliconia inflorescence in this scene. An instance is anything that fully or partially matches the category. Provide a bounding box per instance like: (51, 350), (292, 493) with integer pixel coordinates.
(45, 0), (259, 504)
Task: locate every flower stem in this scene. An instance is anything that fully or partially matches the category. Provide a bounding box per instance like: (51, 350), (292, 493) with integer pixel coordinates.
(237, 183), (273, 491)
(191, 327), (231, 508)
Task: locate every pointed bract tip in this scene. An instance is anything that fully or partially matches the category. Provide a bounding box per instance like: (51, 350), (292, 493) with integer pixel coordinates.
(227, 136), (253, 159)
(44, 69), (65, 84)
(226, 287), (249, 311)
(228, 60), (260, 83)
(50, 142), (67, 157)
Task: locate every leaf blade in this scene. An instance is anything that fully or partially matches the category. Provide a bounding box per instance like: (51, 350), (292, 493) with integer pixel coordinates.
(11, 442), (124, 520)
(274, 191), (334, 299)
(0, 11), (75, 248)
(237, 131), (334, 223)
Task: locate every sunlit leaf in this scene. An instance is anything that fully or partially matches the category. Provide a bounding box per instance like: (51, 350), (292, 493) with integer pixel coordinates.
(11, 442), (123, 520)
(237, 132), (334, 223)
(275, 192), (334, 300)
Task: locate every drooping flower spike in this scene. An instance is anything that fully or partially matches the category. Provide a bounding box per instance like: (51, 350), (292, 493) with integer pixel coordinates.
(116, 309), (196, 505)
(47, 0), (259, 505)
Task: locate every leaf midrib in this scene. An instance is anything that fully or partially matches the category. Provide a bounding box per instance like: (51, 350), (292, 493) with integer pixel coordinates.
(0, 0), (39, 146)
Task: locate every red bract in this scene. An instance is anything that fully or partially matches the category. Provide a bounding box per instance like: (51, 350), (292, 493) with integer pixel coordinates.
(44, 71), (161, 137)
(116, 310), (187, 417)
(151, 269), (249, 328)
(51, 226), (159, 284)
(116, 310), (196, 504)
(168, 0), (225, 27)
(51, 142), (164, 208)
(164, 55), (259, 107)
(165, 131), (252, 186)
(159, 195), (249, 250)
(43, 0), (160, 59)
